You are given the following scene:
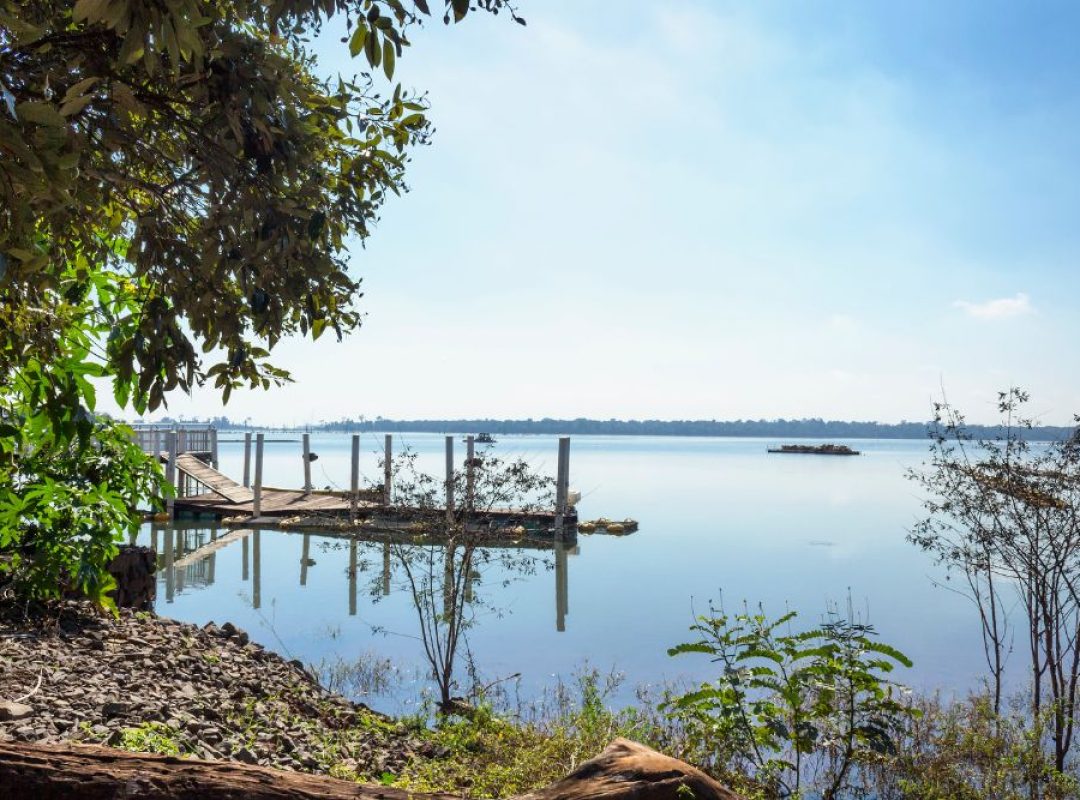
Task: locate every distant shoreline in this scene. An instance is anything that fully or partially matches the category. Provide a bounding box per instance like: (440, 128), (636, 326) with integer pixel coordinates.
(137, 418), (1078, 442)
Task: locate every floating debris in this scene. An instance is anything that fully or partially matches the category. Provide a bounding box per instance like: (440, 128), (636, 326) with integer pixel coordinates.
(577, 518), (639, 535)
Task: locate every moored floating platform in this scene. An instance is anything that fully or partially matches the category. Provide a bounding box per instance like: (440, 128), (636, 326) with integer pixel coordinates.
(767, 443), (861, 456)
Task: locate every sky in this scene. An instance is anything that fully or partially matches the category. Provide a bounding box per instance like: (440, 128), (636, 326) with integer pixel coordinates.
(114, 1), (1080, 426)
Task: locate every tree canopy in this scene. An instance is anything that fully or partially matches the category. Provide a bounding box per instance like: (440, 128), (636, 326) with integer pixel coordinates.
(0, 0), (522, 603)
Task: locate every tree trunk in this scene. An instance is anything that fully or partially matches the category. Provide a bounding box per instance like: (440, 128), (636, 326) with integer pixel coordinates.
(0, 737), (744, 800)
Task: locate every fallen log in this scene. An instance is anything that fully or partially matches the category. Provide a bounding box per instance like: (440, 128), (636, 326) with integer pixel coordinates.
(0, 737), (743, 800)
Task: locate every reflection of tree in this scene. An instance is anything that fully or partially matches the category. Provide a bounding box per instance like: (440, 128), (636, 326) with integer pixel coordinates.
(381, 446), (556, 712)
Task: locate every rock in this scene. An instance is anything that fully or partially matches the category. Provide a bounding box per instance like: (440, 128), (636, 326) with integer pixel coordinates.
(101, 702), (129, 718)
(0, 702), (33, 721)
(523, 738), (744, 800)
(234, 747), (259, 764)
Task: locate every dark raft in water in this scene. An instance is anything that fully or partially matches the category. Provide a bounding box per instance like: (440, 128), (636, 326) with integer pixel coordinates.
(767, 443), (861, 456)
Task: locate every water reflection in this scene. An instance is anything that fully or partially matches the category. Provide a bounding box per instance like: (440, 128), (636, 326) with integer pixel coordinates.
(150, 523), (581, 633)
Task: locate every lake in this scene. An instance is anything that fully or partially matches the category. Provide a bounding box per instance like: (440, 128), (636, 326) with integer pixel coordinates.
(137, 433), (987, 713)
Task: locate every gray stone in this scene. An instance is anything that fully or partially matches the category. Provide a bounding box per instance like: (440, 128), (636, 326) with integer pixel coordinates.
(0, 701), (33, 721)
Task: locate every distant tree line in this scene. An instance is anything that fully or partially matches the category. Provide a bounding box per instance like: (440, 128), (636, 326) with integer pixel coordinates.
(146, 415), (1077, 441)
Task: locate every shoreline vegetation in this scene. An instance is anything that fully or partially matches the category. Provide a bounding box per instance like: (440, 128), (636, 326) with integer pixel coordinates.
(138, 416), (1076, 441)
(3, 600), (1078, 799)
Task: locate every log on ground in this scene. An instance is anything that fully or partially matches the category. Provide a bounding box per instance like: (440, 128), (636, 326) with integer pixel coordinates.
(0, 737), (744, 800)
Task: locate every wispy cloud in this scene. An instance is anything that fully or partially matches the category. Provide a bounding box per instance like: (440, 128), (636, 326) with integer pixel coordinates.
(953, 292), (1034, 320)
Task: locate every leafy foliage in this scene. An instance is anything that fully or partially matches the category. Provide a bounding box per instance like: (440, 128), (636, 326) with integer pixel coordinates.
(0, 0), (521, 604)
(662, 605), (915, 800)
(908, 388), (1080, 771)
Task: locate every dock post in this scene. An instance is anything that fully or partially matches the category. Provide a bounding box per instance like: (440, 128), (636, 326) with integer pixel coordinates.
(152, 427), (160, 459)
(445, 435), (454, 524)
(350, 434), (360, 520)
(383, 434), (392, 505)
(302, 432), (312, 494)
(554, 437), (570, 532)
(252, 433), (264, 518)
(242, 432), (252, 487)
(165, 431), (177, 519)
(210, 426), (219, 469)
(465, 435), (475, 514)
(178, 427), (187, 455)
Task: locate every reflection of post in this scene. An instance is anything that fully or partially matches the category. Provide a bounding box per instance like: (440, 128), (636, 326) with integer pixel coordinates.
(443, 543), (454, 620)
(554, 437), (570, 531)
(242, 432), (252, 487)
(445, 436), (454, 523)
(242, 534), (250, 582)
(382, 542), (390, 596)
(252, 433), (264, 518)
(150, 524), (159, 557)
(252, 530), (261, 609)
(555, 538), (568, 632)
(300, 533), (311, 586)
(463, 554), (474, 604)
(350, 435), (360, 519)
(163, 524), (175, 603)
(465, 435), (475, 515)
(383, 434), (392, 505)
(207, 529), (217, 585)
(348, 538), (357, 616)
(175, 527), (185, 593)
(165, 431), (177, 518)
(302, 432), (312, 494)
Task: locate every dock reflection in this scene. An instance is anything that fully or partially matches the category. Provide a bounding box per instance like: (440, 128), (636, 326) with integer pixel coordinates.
(150, 524), (583, 632)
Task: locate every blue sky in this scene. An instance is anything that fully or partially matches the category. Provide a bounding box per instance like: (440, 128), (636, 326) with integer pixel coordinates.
(123, 1), (1080, 425)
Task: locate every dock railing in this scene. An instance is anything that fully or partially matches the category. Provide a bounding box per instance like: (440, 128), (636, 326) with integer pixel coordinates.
(130, 423), (218, 467)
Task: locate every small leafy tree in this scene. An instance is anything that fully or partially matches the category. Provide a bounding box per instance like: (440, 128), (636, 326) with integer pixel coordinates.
(377, 446), (555, 712)
(662, 604), (915, 800)
(909, 388), (1080, 774)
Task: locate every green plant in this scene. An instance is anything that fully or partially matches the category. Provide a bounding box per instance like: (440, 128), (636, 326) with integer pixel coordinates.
(662, 605), (916, 800)
(116, 723), (186, 757)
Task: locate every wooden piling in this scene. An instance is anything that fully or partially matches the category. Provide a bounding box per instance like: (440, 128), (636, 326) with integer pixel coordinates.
(445, 435), (454, 523)
(210, 427), (219, 469)
(554, 437), (570, 531)
(302, 433), (312, 495)
(165, 431), (177, 519)
(242, 432), (252, 488)
(383, 434), (392, 505)
(350, 434), (360, 520)
(252, 433), (264, 518)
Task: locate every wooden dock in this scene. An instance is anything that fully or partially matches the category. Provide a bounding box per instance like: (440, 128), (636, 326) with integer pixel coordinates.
(136, 427), (578, 536)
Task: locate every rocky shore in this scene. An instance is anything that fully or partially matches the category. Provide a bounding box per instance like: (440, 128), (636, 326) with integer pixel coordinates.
(0, 601), (426, 778)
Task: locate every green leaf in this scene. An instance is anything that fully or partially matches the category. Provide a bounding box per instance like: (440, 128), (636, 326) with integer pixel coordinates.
(383, 40), (396, 80)
(15, 101), (66, 127)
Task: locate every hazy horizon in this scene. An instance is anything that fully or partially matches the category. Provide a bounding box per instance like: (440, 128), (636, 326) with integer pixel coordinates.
(99, 1), (1080, 427)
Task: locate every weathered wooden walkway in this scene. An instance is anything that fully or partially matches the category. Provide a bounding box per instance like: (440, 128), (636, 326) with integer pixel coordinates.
(135, 426), (578, 534)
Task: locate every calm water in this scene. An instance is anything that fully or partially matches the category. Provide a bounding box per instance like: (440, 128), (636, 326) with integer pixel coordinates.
(138, 433), (985, 711)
